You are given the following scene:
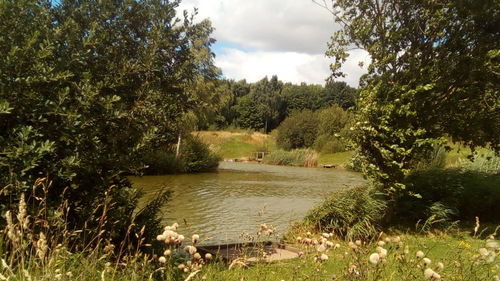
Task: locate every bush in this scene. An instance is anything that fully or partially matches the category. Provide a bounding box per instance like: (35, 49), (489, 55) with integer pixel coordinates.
(142, 150), (183, 174)
(392, 168), (500, 226)
(263, 149), (318, 167)
(313, 135), (348, 153)
(305, 185), (387, 240)
(276, 110), (319, 150)
(180, 136), (221, 173)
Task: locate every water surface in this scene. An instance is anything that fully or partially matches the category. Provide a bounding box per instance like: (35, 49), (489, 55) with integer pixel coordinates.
(132, 162), (365, 245)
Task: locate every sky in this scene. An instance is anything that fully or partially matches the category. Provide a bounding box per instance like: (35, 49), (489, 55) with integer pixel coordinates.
(177, 0), (370, 87)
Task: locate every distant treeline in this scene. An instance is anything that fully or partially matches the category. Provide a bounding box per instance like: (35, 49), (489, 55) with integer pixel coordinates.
(195, 75), (358, 133)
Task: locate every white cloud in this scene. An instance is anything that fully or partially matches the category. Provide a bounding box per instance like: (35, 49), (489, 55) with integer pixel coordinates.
(216, 48), (369, 86)
(177, 0), (368, 87)
(179, 0), (335, 54)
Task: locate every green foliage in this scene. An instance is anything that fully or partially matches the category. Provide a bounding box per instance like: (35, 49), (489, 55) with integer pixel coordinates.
(180, 136), (221, 173)
(263, 149), (318, 167)
(0, 0), (219, 248)
(325, 0), (500, 197)
(276, 110), (319, 150)
(305, 185), (387, 240)
(276, 105), (353, 153)
(394, 168), (500, 226)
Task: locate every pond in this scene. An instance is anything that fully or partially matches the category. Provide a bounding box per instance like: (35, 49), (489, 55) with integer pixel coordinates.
(131, 162), (365, 245)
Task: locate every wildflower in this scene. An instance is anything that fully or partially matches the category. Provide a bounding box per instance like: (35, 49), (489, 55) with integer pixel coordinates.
(171, 222), (179, 230)
(156, 234), (166, 241)
(177, 234), (185, 243)
(158, 256), (167, 263)
(479, 248), (489, 256)
(326, 241), (334, 248)
(312, 239), (319, 245)
(164, 249), (172, 256)
(392, 236), (401, 243)
(423, 258), (431, 266)
(416, 250), (425, 259)
(192, 234), (200, 244)
(377, 241), (385, 247)
(55, 273), (62, 280)
(320, 254), (328, 261)
(178, 264), (186, 270)
(369, 253), (380, 264)
(296, 236), (303, 242)
(322, 233), (330, 238)
(376, 247), (387, 258)
(486, 239), (499, 249)
(193, 252), (202, 260)
(66, 272), (73, 278)
(355, 240), (362, 246)
(348, 242), (357, 249)
(306, 231), (312, 237)
(185, 245), (197, 255)
(424, 268), (435, 279)
(205, 253), (213, 261)
(436, 262), (444, 271)
(334, 243), (341, 249)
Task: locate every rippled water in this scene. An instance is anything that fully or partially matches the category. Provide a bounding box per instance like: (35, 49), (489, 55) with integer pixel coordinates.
(131, 162), (365, 245)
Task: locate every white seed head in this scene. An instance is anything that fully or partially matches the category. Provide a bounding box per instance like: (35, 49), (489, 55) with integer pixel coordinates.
(479, 248), (489, 256)
(185, 245), (197, 255)
(205, 253), (213, 260)
(320, 254), (328, 261)
(377, 247), (387, 258)
(436, 262), (444, 270)
(322, 233), (330, 238)
(192, 234), (200, 244)
(486, 240), (499, 249)
(355, 240), (362, 246)
(377, 241), (386, 247)
(193, 253), (202, 260)
(416, 250), (425, 259)
(423, 258), (431, 266)
(326, 241), (334, 248)
(163, 249), (172, 256)
(158, 256), (167, 264)
(424, 268), (435, 279)
(369, 253), (380, 264)
(156, 234), (166, 241)
(392, 236), (401, 243)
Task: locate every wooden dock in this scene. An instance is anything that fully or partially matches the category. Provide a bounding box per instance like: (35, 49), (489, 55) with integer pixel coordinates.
(198, 241), (301, 264)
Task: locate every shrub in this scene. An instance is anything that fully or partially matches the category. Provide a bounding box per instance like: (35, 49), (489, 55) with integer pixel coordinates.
(276, 110), (319, 150)
(305, 185), (387, 240)
(263, 149), (318, 167)
(180, 136), (221, 173)
(142, 150), (183, 174)
(393, 168), (500, 226)
(313, 135), (347, 153)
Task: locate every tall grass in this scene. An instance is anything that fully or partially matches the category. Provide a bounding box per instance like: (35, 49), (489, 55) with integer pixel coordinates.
(305, 185), (387, 240)
(263, 149), (318, 167)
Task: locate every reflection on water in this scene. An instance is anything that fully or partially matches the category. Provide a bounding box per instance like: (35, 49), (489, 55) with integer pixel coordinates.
(131, 162), (365, 245)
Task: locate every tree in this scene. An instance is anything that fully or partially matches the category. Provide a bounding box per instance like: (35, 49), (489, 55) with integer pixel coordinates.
(320, 0), (499, 196)
(0, 0), (219, 245)
(276, 110), (319, 150)
(321, 81), (357, 110)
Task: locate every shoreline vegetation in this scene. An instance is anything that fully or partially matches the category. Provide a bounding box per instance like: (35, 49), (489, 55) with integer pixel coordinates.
(2, 0), (498, 280)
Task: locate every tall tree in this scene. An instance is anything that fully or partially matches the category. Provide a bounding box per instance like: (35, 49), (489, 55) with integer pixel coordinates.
(320, 0), (499, 196)
(0, 0), (219, 243)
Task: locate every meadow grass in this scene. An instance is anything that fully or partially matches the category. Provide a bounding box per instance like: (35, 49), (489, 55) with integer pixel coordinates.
(195, 131), (276, 159)
(317, 151), (354, 166)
